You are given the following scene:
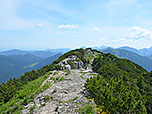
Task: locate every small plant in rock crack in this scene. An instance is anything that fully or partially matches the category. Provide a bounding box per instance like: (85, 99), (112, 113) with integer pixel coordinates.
(65, 96), (79, 103)
(44, 95), (51, 102)
(29, 105), (36, 114)
(64, 69), (70, 75)
(40, 103), (46, 107)
(53, 72), (58, 75)
(57, 76), (64, 81)
(50, 77), (56, 80)
(50, 76), (64, 83)
(52, 89), (57, 94)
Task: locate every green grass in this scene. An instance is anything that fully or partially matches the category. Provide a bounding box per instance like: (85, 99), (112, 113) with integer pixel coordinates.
(87, 53), (94, 62)
(64, 96), (79, 103)
(63, 69), (70, 75)
(44, 95), (51, 102)
(53, 72), (58, 75)
(88, 73), (97, 76)
(0, 72), (50, 113)
(29, 105), (36, 114)
(80, 72), (88, 79)
(67, 60), (77, 69)
(50, 76), (64, 83)
(79, 104), (95, 114)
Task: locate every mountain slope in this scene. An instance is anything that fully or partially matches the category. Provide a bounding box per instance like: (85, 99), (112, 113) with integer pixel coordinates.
(118, 46), (140, 55)
(0, 55), (30, 83)
(102, 48), (152, 71)
(0, 48), (151, 113)
(86, 51), (152, 113)
(8, 54), (44, 63)
(118, 46), (152, 57)
(139, 47), (152, 57)
(33, 53), (62, 70)
(0, 54), (61, 83)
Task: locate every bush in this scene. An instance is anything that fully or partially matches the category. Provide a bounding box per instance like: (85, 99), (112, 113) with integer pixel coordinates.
(85, 54), (151, 113)
(79, 104), (95, 114)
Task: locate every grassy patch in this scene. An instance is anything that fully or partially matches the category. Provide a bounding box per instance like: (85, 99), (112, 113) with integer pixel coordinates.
(29, 105), (36, 114)
(63, 69), (70, 75)
(67, 60), (77, 69)
(39, 82), (52, 92)
(44, 95), (51, 102)
(79, 104), (95, 114)
(0, 72), (50, 113)
(88, 73), (97, 76)
(53, 72), (58, 75)
(64, 96), (79, 103)
(50, 76), (64, 83)
(80, 72), (88, 79)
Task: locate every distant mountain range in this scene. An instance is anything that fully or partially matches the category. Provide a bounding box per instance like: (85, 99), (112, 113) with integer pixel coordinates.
(32, 53), (62, 70)
(0, 54), (30, 83)
(0, 48), (70, 58)
(100, 47), (152, 71)
(1, 46), (152, 83)
(118, 46), (152, 57)
(2, 46), (152, 57)
(0, 49), (68, 83)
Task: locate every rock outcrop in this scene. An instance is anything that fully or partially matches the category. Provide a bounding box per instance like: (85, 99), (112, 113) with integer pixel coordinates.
(56, 49), (99, 71)
(57, 55), (84, 70)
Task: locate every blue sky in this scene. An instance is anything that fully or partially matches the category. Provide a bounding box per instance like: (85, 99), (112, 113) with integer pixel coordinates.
(0, 0), (152, 50)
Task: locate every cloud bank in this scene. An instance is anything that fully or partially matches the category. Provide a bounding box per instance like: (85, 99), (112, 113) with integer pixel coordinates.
(129, 26), (152, 39)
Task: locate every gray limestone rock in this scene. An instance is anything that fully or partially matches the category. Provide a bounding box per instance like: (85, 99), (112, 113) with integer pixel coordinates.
(22, 70), (96, 114)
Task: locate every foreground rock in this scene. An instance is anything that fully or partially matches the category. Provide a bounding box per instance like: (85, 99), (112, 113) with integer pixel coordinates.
(22, 70), (97, 114)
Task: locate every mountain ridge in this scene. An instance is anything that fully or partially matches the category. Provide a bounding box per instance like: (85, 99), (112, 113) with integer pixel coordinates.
(102, 47), (152, 71)
(0, 53), (62, 83)
(0, 48), (152, 113)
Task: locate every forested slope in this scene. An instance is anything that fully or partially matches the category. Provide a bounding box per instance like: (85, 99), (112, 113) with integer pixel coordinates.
(85, 52), (152, 113)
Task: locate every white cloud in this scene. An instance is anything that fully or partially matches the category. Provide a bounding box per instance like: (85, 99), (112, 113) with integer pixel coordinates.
(93, 26), (102, 31)
(58, 24), (79, 29)
(37, 23), (44, 27)
(128, 26), (152, 39)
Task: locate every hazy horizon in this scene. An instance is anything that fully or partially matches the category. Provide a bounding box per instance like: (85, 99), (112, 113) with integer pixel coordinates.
(0, 45), (152, 52)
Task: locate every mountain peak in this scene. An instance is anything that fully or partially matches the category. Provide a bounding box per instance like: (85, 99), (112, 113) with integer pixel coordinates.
(53, 48), (100, 71)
